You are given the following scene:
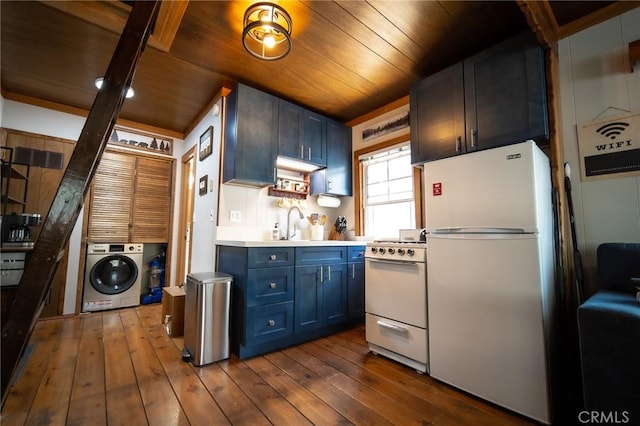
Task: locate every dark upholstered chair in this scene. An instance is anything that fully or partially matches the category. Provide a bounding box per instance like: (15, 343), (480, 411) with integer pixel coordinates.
(577, 243), (640, 411)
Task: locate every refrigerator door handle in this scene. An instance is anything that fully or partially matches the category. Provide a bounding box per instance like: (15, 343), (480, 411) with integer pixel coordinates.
(430, 227), (527, 234)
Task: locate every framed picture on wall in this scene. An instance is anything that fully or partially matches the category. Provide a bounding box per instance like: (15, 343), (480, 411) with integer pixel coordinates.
(199, 175), (208, 196)
(199, 126), (213, 161)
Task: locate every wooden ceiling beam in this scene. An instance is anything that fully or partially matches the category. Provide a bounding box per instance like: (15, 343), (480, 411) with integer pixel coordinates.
(556, 1), (640, 39)
(0, 0), (160, 403)
(517, 0), (559, 52)
(40, 0), (188, 52)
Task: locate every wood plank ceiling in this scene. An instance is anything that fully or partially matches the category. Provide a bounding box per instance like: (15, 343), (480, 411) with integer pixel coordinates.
(1, 1), (636, 138)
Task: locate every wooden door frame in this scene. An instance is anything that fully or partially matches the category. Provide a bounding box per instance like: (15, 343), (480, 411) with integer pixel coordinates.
(175, 145), (196, 286)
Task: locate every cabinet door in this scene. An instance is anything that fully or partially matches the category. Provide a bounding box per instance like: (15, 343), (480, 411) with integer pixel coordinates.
(278, 99), (303, 159)
(311, 119), (351, 196)
(347, 261), (365, 319)
(87, 151), (134, 242)
(302, 109), (327, 166)
(323, 263), (348, 326)
(464, 32), (548, 152)
(224, 84), (278, 186)
(294, 265), (323, 333)
(278, 100), (327, 166)
(410, 62), (465, 164)
(132, 157), (172, 242)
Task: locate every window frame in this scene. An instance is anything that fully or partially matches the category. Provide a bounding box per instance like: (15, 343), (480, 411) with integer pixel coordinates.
(353, 134), (423, 236)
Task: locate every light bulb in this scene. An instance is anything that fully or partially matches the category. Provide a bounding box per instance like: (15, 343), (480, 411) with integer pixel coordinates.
(264, 34), (276, 48)
(94, 77), (134, 98)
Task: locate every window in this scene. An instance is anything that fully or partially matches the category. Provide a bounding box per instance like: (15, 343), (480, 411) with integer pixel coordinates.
(361, 144), (415, 239)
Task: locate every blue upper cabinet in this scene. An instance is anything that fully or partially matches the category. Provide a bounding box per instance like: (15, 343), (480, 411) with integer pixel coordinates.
(223, 84), (278, 186)
(411, 31), (548, 164)
(310, 118), (352, 196)
(278, 99), (327, 167)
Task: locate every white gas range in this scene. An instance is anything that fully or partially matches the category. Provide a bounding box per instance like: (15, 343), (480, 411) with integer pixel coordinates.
(365, 235), (428, 373)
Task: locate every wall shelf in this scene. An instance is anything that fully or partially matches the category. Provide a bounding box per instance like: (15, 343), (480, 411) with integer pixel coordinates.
(268, 187), (307, 200)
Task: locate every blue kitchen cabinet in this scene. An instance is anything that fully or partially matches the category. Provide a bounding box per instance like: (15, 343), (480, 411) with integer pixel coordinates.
(294, 246), (348, 333)
(294, 262), (348, 334)
(310, 118), (352, 196)
(347, 246), (365, 319)
(410, 31), (548, 164)
(217, 246), (295, 359)
(218, 244), (360, 359)
(278, 99), (327, 167)
(223, 84), (278, 186)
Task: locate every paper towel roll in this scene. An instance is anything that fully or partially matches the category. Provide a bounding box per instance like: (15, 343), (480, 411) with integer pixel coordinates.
(317, 195), (340, 208)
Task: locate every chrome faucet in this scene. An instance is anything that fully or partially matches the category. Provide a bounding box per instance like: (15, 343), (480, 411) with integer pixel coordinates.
(286, 206), (304, 240)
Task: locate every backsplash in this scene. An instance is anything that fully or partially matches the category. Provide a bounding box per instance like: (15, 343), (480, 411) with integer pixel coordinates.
(217, 183), (354, 241)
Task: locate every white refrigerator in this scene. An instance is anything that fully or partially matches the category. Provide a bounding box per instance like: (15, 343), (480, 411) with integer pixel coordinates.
(424, 141), (555, 424)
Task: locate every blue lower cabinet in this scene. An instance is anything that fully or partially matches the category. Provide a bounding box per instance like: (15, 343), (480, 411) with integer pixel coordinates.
(295, 263), (348, 333)
(217, 244), (363, 359)
(347, 245), (365, 319)
(246, 301), (294, 345)
(347, 261), (365, 319)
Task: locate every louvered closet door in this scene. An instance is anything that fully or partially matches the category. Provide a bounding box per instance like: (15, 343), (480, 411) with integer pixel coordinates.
(131, 157), (172, 242)
(87, 152), (135, 242)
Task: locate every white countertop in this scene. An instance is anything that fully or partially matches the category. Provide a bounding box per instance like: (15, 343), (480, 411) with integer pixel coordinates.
(216, 239), (368, 248)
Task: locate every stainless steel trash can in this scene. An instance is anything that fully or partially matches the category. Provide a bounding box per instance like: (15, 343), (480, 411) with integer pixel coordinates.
(183, 272), (233, 366)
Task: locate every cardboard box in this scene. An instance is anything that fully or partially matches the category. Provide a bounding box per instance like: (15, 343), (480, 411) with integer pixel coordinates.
(161, 286), (185, 337)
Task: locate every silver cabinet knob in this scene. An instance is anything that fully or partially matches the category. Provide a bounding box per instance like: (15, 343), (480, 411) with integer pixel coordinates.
(269, 282), (276, 289)
(268, 320), (275, 327)
(270, 254), (277, 261)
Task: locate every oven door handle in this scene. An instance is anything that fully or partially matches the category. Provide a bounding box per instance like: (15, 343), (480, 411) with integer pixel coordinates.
(366, 258), (419, 266)
(377, 320), (408, 333)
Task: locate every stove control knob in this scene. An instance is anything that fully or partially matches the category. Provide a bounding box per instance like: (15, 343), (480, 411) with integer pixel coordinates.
(379, 248), (386, 255)
(388, 248), (395, 255)
(407, 249), (415, 256)
(397, 248), (405, 256)
(371, 247), (378, 254)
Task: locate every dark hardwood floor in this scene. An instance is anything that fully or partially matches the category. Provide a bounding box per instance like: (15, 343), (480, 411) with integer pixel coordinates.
(1, 303), (534, 425)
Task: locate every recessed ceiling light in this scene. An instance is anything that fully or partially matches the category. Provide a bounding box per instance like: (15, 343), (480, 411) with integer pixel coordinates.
(94, 77), (135, 99)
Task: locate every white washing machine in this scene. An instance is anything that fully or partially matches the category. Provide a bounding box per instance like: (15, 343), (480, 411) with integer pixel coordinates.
(83, 243), (143, 312)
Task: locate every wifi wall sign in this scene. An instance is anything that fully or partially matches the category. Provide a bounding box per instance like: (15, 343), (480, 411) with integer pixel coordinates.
(596, 121), (630, 140)
(577, 111), (640, 181)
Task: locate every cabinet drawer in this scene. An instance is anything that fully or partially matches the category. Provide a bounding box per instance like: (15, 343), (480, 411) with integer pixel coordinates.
(348, 246), (365, 262)
(295, 246), (347, 265)
(248, 247), (294, 268)
(246, 301), (294, 345)
(247, 266), (294, 307)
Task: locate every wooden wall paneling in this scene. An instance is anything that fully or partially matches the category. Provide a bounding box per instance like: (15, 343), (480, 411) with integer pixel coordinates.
(3, 132), (29, 215)
(2, 129), (76, 318)
(21, 134), (45, 216)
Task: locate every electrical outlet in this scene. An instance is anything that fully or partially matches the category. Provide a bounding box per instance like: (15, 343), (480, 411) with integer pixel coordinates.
(230, 210), (241, 223)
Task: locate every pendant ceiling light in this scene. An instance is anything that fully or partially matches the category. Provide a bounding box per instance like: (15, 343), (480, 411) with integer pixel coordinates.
(242, 2), (292, 61)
